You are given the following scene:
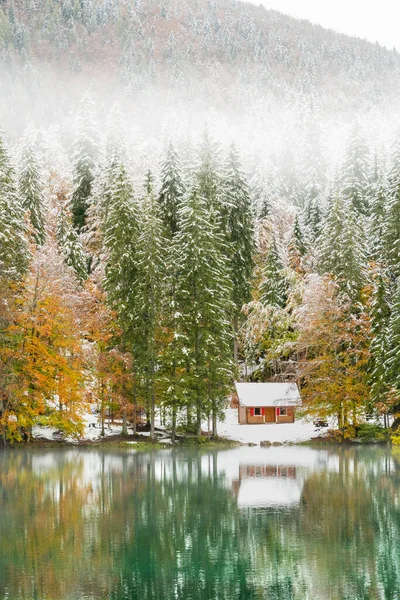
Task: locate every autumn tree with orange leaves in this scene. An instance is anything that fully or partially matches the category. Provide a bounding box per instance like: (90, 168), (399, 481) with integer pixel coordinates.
(82, 279), (137, 437)
(0, 242), (87, 443)
(295, 275), (370, 431)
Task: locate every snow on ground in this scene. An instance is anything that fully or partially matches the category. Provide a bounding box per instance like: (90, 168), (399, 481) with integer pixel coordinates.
(216, 408), (326, 444)
(33, 415), (140, 443)
(32, 425), (60, 441)
(33, 408), (326, 445)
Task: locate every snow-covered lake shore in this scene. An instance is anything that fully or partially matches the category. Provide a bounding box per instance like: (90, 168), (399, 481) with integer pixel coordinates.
(32, 408), (326, 445)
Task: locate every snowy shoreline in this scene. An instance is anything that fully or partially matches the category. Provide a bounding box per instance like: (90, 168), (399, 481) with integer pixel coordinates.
(22, 408), (328, 447)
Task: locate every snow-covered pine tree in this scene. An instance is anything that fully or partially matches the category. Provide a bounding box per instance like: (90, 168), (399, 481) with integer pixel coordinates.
(259, 236), (288, 308)
(387, 126), (400, 197)
(56, 206), (88, 282)
(0, 129), (29, 279)
(84, 103), (125, 268)
(319, 194), (365, 301)
(70, 93), (98, 231)
(223, 145), (255, 358)
(382, 188), (400, 281)
(368, 156), (388, 263)
(340, 121), (371, 215)
(18, 129), (45, 245)
(102, 159), (140, 428)
(369, 272), (390, 420)
(158, 142), (185, 236)
(103, 161), (139, 341)
(288, 214), (308, 274)
(383, 130), (400, 279)
(384, 278), (400, 428)
(135, 176), (167, 441)
(159, 233), (185, 443)
(175, 186), (233, 438)
(251, 159), (279, 219)
(303, 197), (323, 244)
(195, 129), (223, 213)
(158, 144), (186, 440)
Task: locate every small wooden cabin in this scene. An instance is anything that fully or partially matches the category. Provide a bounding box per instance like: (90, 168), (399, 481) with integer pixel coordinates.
(235, 382), (301, 425)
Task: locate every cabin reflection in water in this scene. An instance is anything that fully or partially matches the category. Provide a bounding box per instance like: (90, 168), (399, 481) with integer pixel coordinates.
(232, 462), (302, 508)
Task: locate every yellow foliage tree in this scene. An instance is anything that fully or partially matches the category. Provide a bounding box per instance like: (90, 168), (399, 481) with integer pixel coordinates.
(296, 275), (370, 431)
(0, 242), (86, 442)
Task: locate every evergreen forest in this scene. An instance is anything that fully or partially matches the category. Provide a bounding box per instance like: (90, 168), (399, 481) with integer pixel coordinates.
(1, 0), (400, 443)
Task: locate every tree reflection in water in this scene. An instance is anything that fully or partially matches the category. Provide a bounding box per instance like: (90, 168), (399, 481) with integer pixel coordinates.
(0, 447), (399, 600)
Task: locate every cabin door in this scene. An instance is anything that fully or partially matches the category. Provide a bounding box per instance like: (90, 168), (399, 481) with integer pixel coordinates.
(264, 407), (275, 423)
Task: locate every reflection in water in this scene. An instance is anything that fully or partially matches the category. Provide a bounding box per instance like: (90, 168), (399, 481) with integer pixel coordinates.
(0, 447), (399, 600)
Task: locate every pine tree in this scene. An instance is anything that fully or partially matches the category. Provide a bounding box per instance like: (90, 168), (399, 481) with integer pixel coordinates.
(84, 104), (125, 267)
(340, 121), (370, 215)
(387, 125), (400, 198)
(135, 179), (167, 441)
(158, 142), (185, 236)
(382, 187), (400, 280)
(195, 129), (222, 212)
(259, 236), (288, 308)
(303, 197), (323, 244)
(158, 144), (186, 440)
(0, 129), (29, 279)
(103, 161), (139, 342)
(70, 93), (98, 231)
(56, 207), (88, 282)
(368, 154), (388, 263)
(319, 194), (365, 301)
(223, 145), (255, 358)
(383, 134), (400, 279)
(102, 160), (141, 432)
(18, 129), (45, 245)
(369, 272), (390, 419)
(251, 159), (279, 219)
(288, 215), (308, 274)
(384, 278), (400, 427)
(159, 235), (185, 443)
(175, 187), (233, 438)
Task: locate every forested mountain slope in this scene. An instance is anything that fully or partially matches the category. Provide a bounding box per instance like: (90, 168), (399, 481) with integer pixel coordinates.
(0, 0), (399, 141)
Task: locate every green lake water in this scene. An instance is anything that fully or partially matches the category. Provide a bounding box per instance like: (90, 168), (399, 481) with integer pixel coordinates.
(0, 445), (399, 600)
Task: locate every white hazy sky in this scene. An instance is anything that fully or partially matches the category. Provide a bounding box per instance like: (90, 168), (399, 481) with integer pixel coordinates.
(246, 1), (400, 50)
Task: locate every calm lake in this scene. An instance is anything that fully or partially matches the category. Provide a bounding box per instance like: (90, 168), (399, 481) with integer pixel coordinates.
(0, 445), (399, 600)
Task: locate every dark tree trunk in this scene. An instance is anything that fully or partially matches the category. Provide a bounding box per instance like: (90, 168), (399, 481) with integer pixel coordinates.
(132, 383), (137, 435)
(100, 380), (105, 437)
(171, 406), (176, 444)
(122, 407), (128, 436)
(233, 315), (239, 365)
(196, 402), (202, 440)
(212, 406), (217, 438)
(150, 386), (156, 442)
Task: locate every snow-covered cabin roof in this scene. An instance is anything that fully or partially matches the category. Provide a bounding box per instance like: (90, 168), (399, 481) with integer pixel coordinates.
(235, 382), (301, 408)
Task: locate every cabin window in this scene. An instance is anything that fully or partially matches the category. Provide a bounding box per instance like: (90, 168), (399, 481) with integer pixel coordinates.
(279, 407), (287, 416)
(254, 407), (261, 416)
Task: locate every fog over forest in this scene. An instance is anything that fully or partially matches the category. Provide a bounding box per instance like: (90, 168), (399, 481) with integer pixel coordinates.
(1, 0), (400, 183)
